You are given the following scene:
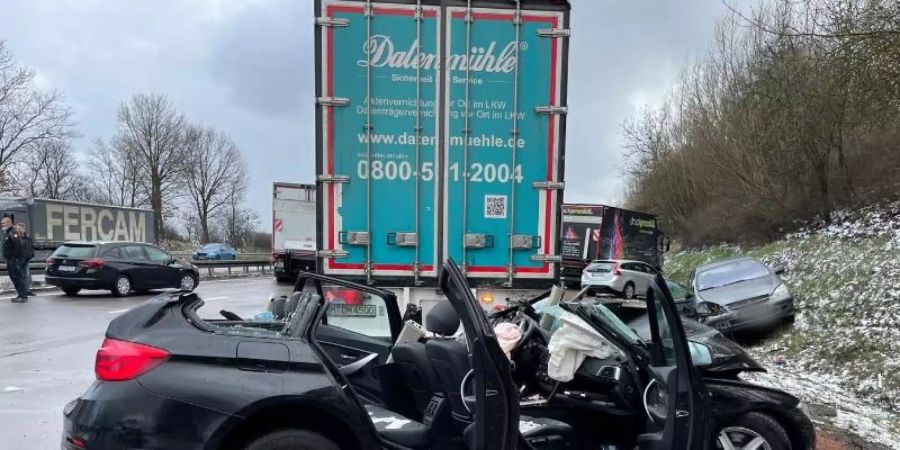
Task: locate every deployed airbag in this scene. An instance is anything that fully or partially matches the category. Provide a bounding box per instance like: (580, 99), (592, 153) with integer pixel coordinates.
(494, 322), (523, 360)
(547, 311), (619, 382)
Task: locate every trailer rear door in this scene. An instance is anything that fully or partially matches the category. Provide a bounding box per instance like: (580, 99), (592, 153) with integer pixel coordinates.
(318, 1), (441, 281)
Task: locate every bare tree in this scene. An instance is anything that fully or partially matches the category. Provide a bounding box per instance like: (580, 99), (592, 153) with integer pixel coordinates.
(114, 93), (188, 242)
(183, 126), (248, 244)
(17, 138), (81, 199)
(0, 41), (73, 184)
(87, 137), (147, 208)
(214, 192), (260, 250)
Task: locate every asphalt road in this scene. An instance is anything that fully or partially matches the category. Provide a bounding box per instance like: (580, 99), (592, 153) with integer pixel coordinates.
(0, 277), (292, 450)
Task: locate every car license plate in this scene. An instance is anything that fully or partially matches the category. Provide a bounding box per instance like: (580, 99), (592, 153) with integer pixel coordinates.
(59, 266), (77, 272)
(330, 304), (377, 317)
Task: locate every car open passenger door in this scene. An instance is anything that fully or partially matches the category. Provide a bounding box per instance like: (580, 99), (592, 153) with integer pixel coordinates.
(440, 260), (518, 450)
(305, 272), (402, 406)
(638, 276), (709, 450)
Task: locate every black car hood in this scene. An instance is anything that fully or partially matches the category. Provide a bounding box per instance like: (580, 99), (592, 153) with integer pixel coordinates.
(682, 319), (765, 375)
(628, 315), (765, 375)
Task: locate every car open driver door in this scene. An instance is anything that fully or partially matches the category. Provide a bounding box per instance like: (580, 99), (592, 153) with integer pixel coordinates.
(441, 259), (519, 450)
(638, 276), (710, 449)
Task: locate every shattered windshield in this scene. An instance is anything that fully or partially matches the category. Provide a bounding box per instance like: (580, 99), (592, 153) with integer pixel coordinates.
(535, 299), (642, 346)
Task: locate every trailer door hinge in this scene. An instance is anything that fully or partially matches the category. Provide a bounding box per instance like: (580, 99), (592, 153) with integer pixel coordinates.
(387, 232), (418, 247)
(318, 174), (350, 183)
(318, 249), (349, 259)
(532, 181), (565, 190)
(317, 97), (350, 107)
(535, 105), (568, 115)
(510, 235), (541, 250)
(316, 17), (350, 27)
(339, 231), (370, 246)
(537, 28), (571, 38)
(464, 234), (494, 249)
(530, 254), (562, 263)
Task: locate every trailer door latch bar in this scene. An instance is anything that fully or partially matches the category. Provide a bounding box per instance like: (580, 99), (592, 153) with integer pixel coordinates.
(316, 97), (351, 107)
(532, 181), (565, 190)
(339, 231), (370, 246)
(537, 28), (570, 38)
(464, 234), (494, 249)
(535, 105), (568, 115)
(318, 174), (350, 183)
(316, 17), (350, 27)
(510, 235), (542, 250)
(387, 232), (418, 247)
(318, 250), (349, 259)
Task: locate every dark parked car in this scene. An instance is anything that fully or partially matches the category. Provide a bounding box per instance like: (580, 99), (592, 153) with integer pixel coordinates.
(62, 261), (813, 450)
(192, 243), (238, 261)
(46, 241), (199, 297)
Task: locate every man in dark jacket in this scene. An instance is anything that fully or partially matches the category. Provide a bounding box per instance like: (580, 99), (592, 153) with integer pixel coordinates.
(2, 216), (27, 303)
(17, 223), (35, 296)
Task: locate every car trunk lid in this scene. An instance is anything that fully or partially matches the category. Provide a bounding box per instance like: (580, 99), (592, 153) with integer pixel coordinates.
(47, 244), (98, 277)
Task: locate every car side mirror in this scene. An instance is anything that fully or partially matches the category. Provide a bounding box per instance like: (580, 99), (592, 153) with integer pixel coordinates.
(774, 267), (786, 276)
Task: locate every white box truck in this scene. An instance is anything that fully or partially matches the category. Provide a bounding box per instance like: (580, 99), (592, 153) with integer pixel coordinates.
(272, 182), (317, 282)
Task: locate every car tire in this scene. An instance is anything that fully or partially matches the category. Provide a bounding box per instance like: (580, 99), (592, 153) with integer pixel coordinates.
(622, 282), (636, 299)
(62, 287), (81, 296)
(179, 273), (199, 291)
(716, 412), (791, 450)
(112, 275), (132, 297)
(244, 429), (339, 450)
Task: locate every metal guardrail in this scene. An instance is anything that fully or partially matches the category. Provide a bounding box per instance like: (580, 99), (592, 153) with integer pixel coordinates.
(170, 252), (271, 261)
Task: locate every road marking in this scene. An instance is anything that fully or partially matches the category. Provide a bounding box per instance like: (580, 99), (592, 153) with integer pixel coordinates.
(108, 308), (129, 314)
(203, 296), (228, 301)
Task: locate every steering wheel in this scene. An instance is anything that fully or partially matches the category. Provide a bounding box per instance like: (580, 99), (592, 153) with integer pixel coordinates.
(512, 314), (538, 350)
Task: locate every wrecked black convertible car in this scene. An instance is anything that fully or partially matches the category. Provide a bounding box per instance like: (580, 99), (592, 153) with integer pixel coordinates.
(63, 261), (814, 450)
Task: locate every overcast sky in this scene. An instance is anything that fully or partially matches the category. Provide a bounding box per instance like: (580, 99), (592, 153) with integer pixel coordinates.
(1, 0), (729, 228)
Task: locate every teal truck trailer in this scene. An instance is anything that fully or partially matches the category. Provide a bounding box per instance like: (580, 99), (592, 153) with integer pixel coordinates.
(314, 0), (570, 312)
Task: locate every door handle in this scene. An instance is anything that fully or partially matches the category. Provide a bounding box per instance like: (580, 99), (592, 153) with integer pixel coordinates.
(675, 410), (689, 418)
(339, 353), (377, 376)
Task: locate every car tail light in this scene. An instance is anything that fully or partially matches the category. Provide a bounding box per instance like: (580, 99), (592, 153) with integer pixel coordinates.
(95, 338), (169, 381)
(46, 258), (56, 265)
(613, 263), (622, 277)
(78, 258), (105, 269)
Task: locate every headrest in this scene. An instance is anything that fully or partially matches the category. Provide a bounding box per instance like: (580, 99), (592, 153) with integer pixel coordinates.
(425, 301), (460, 336)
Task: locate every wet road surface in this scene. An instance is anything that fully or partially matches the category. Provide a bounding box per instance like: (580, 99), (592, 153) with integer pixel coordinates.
(0, 277), (291, 450)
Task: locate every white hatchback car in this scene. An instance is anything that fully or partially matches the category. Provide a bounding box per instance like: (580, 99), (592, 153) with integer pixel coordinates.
(580, 259), (659, 299)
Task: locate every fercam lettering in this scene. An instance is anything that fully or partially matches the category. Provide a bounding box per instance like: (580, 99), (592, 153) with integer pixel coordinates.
(44, 204), (147, 242)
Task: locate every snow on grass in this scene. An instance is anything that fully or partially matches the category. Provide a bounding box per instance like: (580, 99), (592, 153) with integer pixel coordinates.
(666, 202), (900, 441)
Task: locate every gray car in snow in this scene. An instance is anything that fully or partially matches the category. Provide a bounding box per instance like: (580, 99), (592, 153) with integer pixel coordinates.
(691, 257), (795, 333)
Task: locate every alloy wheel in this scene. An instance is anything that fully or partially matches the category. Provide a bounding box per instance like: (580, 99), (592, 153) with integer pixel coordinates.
(116, 277), (131, 295)
(180, 275), (196, 291)
(717, 426), (772, 450)
(624, 284), (635, 299)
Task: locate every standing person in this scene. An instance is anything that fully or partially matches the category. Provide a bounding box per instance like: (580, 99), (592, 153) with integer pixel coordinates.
(17, 223), (35, 296)
(2, 217), (27, 303)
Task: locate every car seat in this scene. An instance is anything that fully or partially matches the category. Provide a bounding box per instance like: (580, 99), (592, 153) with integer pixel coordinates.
(425, 301), (578, 449)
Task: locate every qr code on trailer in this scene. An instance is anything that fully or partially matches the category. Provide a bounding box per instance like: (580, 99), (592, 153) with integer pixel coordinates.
(484, 195), (507, 219)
